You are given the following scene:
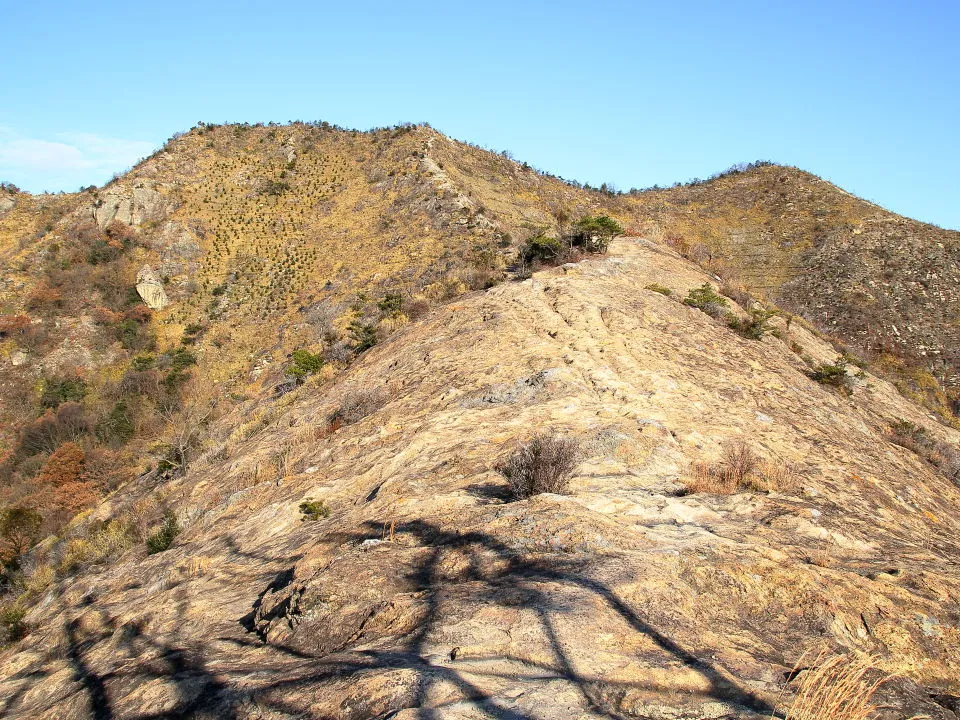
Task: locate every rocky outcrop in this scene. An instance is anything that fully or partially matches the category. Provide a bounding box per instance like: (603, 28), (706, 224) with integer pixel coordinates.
(0, 194), (15, 218)
(135, 265), (169, 310)
(154, 221), (202, 279)
(2, 240), (958, 719)
(92, 185), (169, 228)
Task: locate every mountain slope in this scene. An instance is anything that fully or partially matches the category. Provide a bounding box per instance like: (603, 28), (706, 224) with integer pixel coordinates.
(622, 167), (960, 396)
(1, 239), (959, 719)
(2, 123), (960, 718)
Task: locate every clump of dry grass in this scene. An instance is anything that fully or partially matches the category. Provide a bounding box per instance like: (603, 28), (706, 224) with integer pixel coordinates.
(685, 440), (799, 495)
(686, 439), (757, 493)
(781, 653), (888, 720)
(888, 419), (960, 486)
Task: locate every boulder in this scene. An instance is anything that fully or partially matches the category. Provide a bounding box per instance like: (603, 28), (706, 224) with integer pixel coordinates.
(136, 265), (169, 310)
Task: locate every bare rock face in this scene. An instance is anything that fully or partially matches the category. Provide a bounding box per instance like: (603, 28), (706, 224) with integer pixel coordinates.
(92, 185), (169, 228)
(154, 220), (202, 279)
(2, 240), (959, 719)
(0, 194), (15, 217)
(135, 264), (169, 310)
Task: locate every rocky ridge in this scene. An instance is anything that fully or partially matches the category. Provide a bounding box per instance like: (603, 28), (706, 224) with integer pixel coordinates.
(1, 239), (958, 719)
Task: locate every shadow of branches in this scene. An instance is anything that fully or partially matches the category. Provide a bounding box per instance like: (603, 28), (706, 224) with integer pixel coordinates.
(9, 519), (780, 719)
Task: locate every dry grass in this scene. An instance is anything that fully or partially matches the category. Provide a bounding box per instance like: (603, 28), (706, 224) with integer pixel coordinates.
(272, 448), (297, 478)
(688, 460), (739, 494)
(685, 440), (799, 495)
(177, 555), (211, 577)
(781, 653), (887, 720)
(753, 459), (800, 494)
(686, 440), (757, 494)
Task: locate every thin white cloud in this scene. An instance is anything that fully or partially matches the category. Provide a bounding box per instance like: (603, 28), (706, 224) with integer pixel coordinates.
(0, 127), (158, 192)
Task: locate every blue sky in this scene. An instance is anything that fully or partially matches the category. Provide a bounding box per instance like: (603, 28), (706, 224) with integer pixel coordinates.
(1, 0), (957, 228)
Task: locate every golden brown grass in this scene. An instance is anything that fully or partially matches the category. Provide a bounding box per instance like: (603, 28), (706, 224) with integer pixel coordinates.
(686, 440), (800, 495)
(780, 653), (888, 720)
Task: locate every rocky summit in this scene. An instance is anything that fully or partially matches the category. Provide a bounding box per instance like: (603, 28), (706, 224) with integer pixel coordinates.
(0, 123), (959, 719)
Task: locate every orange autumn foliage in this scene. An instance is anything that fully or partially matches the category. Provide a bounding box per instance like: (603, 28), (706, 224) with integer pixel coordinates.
(34, 442), (100, 518)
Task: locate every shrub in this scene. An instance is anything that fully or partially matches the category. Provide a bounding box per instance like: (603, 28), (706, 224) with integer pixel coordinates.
(889, 420), (960, 486)
(146, 511), (180, 554)
(259, 179), (291, 196)
(683, 283), (729, 318)
(36, 442), (86, 486)
(348, 321), (378, 352)
(40, 376), (88, 409)
(131, 354), (155, 371)
(19, 402), (92, 456)
(808, 357), (853, 394)
(96, 401), (135, 446)
(288, 349), (325, 380)
(726, 308), (777, 340)
(327, 388), (386, 430)
(377, 293), (403, 316)
(86, 237), (124, 265)
(499, 433), (580, 500)
(645, 283), (672, 296)
(169, 347), (197, 371)
(0, 314), (31, 339)
(322, 341), (353, 366)
(116, 318), (155, 350)
(888, 419), (930, 454)
(720, 283), (754, 308)
(840, 352), (869, 370)
(36, 442), (99, 518)
(405, 298), (431, 320)
(571, 215), (623, 253)
(26, 285), (63, 314)
(520, 233), (567, 265)
(0, 603), (27, 644)
(299, 499), (330, 521)
(0, 506), (42, 559)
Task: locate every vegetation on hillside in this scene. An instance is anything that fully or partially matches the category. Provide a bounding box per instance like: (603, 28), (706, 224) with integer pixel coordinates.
(1, 120), (959, 645)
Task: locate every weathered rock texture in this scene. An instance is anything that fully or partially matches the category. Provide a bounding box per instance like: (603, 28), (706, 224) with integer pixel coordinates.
(135, 264), (169, 310)
(92, 185), (170, 228)
(2, 240), (958, 719)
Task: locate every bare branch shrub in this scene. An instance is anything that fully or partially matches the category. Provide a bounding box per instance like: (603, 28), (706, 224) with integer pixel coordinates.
(721, 440), (758, 486)
(720, 282), (755, 309)
(499, 433), (580, 499)
(327, 387), (386, 430)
